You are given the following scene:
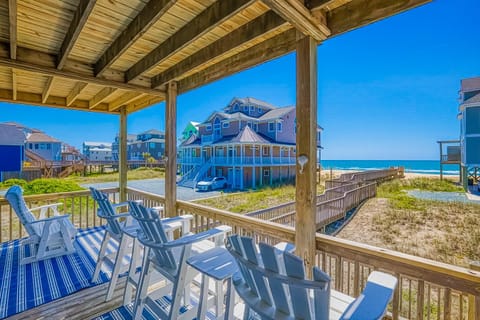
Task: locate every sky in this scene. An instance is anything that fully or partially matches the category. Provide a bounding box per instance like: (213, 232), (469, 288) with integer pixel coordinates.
(0, 0), (479, 160)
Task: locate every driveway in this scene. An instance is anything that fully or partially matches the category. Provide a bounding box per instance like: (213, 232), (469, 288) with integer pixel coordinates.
(81, 178), (222, 201)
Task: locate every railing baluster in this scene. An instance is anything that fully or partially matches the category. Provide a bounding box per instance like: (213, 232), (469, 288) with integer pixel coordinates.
(444, 288), (451, 320)
(417, 280), (425, 320)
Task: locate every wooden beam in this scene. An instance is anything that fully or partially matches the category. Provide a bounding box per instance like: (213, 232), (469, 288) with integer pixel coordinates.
(108, 92), (144, 112)
(325, 0), (432, 36)
(66, 81), (88, 106)
(42, 76), (55, 103)
(119, 107), (128, 202)
(8, 0), (17, 60)
(126, 0), (254, 82)
(295, 33), (317, 274)
(11, 69), (17, 100)
(0, 44), (165, 96)
(89, 87), (117, 109)
(165, 81), (177, 217)
(0, 88), (113, 114)
(308, 0), (336, 10)
(94, 0), (177, 76)
(126, 95), (162, 113)
(262, 0), (330, 41)
(152, 11), (287, 88)
(57, 0), (97, 69)
(178, 29), (297, 94)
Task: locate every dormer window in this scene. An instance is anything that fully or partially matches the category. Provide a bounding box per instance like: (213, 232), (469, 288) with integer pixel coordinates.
(206, 124), (212, 131)
(233, 103), (239, 111)
(277, 122), (282, 132)
(222, 121), (229, 128)
(243, 105), (248, 112)
(253, 123), (258, 132)
(249, 106), (255, 114)
(268, 122), (275, 132)
(257, 107), (262, 113)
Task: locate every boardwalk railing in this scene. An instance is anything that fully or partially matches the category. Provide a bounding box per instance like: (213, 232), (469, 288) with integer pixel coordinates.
(325, 167), (402, 188)
(0, 187), (479, 319)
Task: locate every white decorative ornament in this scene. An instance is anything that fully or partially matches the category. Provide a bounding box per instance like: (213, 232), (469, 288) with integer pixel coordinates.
(297, 154), (308, 174)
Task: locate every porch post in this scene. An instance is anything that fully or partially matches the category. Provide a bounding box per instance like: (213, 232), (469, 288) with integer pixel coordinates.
(295, 33), (318, 274)
(165, 81), (177, 217)
(119, 106), (128, 202)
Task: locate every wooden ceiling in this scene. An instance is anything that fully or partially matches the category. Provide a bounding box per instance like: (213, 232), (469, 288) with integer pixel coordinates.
(0, 0), (431, 115)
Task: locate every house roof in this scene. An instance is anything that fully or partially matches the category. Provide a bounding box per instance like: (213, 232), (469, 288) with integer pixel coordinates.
(0, 124), (25, 145)
(83, 141), (112, 147)
(229, 126), (271, 144)
(461, 77), (480, 92)
(26, 131), (61, 143)
(227, 97), (277, 111)
(180, 134), (201, 147)
(139, 129), (164, 135)
(258, 106), (295, 121)
(464, 92), (480, 105)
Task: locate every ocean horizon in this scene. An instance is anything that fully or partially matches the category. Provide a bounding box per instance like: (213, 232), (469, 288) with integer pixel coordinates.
(320, 160), (459, 176)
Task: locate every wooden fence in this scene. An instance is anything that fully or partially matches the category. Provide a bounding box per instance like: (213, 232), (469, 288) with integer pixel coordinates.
(0, 187), (478, 319)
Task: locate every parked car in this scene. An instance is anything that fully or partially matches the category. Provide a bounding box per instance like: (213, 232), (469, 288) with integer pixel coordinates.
(196, 177), (227, 191)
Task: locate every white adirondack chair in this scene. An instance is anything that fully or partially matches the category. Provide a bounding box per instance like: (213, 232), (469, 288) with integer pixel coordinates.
(89, 187), (192, 303)
(227, 235), (398, 320)
(128, 201), (232, 320)
(5, 185), (77, 264)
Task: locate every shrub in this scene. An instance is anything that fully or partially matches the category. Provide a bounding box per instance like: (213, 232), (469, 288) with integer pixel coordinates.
(23, 179), (84, 195)
(0, 178), (28, 189)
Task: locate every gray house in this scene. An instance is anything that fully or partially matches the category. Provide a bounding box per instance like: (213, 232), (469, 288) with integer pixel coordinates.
(112, 130), (165, 161)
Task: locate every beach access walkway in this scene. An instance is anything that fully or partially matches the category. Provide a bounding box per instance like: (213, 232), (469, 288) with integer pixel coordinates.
(246, 167), (404, 230)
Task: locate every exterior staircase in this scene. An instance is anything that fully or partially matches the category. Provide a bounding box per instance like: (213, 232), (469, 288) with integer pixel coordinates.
(178, 160), (212, 188)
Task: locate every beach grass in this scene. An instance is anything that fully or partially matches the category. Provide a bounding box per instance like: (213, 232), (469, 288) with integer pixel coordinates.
(338, 178), (480, 267)
(195, 184), (326, 214)
(65, 167), (165, 184)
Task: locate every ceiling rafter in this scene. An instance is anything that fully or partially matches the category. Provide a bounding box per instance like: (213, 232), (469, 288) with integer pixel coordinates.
(262, 0), (330, 41)
(0, 44), (165, 97)
(126, 95), (162, 113)
(125, 0), (255, 82)
(8, 0), (17, 60)
(11, 69), (17, 100)
(89, 87), (117, 109)
(108, 92), (145, 112)
(57, 0), (97, 69)
(42, 76), (55, 103)
(94, 0), (177, 76)
(152, 11), (287, 88)
(66, 82), (88, 106)
(0, 89), (114, 114)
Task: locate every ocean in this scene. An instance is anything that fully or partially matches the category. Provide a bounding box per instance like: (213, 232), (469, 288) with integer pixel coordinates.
(320, 160), (459, 176)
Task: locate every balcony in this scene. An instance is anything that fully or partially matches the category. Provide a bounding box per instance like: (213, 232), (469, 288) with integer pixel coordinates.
(0, 187), (478, 319)
(212, 156), (296, 165)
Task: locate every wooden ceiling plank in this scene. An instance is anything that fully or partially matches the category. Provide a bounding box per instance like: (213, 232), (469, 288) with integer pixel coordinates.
(178, 29), (297, 94)
(126, 95), (162, 113)
(66, 82), (88, 106)
(42, 76), (55, 103)
(94, 0), (178, 76)
(57, 0), (97, 70)
(8, 0), (17, 60)
(11, 69), (17, 100)
(152, 11), (287, 88)
(308, 0), (336, 10)
(89, 87), (117, 109)
(0, 44), (165, 96)
(325, 0), (432, 36)
(262, 0), (330, 41)
(0, 89), (115, 114)
(108, 92), (145, 112)
(125, 0), (255, 82)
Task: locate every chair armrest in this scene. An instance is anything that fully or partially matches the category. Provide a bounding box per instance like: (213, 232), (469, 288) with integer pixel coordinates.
(30, 214), (71, 224)
(142, 225), (231, 249)
(111, 202), (129, 209)
(97, 211), (131, 220)
(30, 203), (63, 218)
(340, 271), (397, 320)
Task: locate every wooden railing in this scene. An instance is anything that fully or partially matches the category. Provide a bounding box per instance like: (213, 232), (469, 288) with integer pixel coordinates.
(325, 167), (402, 189)
(0, 188), (479, 319)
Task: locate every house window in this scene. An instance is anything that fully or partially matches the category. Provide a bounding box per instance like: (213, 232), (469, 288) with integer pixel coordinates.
(263, 169), (270, 177)
(263, 146), (269, 156)
(206, 124), (212, 131)
(150, 142), (156, 148)
(249, 106), (255, 114)
(233, 103), (239, 111)
(47, 144), (51, 150)
(247, 122), (252, 128)
(35, 144), (39, 150)
(253, 123), (258, 132)
(29, 143), (32, 149)
(243, 105), (248, 112)
(222, 122), (229, 128)
(277, 122), (282, 132)
(257, 107), (262, 113)
(268, 122), (275, 132)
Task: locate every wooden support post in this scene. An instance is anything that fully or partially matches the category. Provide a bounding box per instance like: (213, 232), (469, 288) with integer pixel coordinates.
(165, 81), (177, 217)
(439, 142), (443, 180)
(295, 33), (317, 275)
(119, 106), (128, 202)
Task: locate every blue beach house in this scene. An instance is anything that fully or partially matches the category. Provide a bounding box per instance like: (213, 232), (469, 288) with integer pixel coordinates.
(0, 123), (25, 181)
(458, 77), (480, 187)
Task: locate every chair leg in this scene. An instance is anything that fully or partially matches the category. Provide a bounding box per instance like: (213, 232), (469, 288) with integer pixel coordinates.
(216, 278), (224, 317)
(123, 238), (141, 305)
(170, 246), (192, 320)
(197, 274), (209, 320)
(225, 278), (235, 320)
(133, 249), (152, 320)
(92, 232), (110, 283)
(106, 235), (130, 301)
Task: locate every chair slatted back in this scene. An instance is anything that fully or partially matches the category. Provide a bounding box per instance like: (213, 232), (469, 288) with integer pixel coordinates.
(227, 235), (331, 320)
(128, 201), (177, 271)
(5, 186), (37, 236)
(89, 187), (122, 236)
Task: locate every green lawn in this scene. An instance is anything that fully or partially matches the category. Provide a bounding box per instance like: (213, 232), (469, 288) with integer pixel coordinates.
(65, 167), (165, 184)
